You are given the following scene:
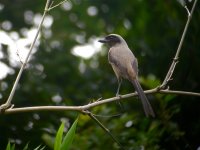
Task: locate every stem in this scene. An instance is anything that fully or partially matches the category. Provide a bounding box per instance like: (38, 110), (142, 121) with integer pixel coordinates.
(2, 89), (200, 115)
(48, 0), (69, 11)
(86, 110), (126, 150)
(0, 0), (51, 111)
(159, 0), (198, 89)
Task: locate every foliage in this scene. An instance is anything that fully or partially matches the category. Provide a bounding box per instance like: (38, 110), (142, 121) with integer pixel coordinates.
(6, 142), (15, 150)
(55, 118), (78, 150)
(5, 118), (78, 150)
(54, 121), (65, 150)
(5, 142), (45, 150)
(0, 0), (200, 150)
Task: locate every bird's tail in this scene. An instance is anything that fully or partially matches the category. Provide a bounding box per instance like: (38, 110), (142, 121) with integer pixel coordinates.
(132, 79), (155, 117)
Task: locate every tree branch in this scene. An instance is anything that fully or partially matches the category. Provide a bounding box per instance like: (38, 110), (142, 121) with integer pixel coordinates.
(159, 0), (198, 89)
(0, 0), (68, 111)
(0, 0), (198, 118)
(48, 0), (69, 11)
(2, 89), (200, 115)
(85, 110), (125, 150)
(0, 0), (51, 111)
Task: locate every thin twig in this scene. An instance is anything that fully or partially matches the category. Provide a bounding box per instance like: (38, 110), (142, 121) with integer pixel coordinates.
(185, 6), (191, 16)
(48, 0), (69, 11)
(159, 0), (198, 89)
(2, 89), (200, 115)
(84, 110), (126, 150)
(0, 0), (51, 111)
(16, 49), (24, 64)
(159, 89), (200, 97)
(0, 0), (69, 111)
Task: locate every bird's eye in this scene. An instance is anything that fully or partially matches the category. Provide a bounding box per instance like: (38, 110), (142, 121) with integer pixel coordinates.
(107, 35), (116, 40)
(110, 36), (116, 39)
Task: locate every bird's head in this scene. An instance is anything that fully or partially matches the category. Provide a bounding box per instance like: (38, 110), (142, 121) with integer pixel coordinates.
(98, 34), (125, 47)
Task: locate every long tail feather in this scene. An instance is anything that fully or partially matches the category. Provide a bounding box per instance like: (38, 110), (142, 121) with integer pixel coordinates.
(132, 79), (155, 117)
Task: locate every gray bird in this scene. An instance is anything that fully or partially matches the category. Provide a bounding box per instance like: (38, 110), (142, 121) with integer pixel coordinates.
(98, 34), (155, 117)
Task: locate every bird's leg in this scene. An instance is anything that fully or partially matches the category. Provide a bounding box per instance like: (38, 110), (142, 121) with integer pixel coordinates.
(116, 78), (122, 101)
(115, 78), (124, 111)
(116, 78), (122, 97)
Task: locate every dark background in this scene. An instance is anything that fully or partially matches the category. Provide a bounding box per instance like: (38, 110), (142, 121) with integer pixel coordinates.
(0, 0), (200, 149)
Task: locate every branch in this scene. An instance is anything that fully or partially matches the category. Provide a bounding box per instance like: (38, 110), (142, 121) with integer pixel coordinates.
(2, 89), (200, 115)
(0, 0), (51, 111)
(0, 0), (68, 111)
(48, 0), (69, 11)
(159, 0), (198, 89)
(158, 89), (200, 97)
(85, 110), (125, 150)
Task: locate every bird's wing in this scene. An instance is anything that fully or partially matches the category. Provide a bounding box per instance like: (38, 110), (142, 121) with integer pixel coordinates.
(132, 58), (138, 76)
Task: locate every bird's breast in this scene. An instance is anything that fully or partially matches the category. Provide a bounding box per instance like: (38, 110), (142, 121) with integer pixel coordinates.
(108, 46), (134, 66)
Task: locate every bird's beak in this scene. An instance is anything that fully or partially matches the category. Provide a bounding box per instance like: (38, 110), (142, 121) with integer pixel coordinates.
(98, 38), (108, 43)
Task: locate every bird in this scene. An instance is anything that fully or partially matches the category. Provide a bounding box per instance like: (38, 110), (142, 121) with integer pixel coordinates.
(98, 34), (155, 117)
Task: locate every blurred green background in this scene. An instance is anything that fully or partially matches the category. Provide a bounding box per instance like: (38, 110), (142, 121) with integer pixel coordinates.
(0, 0), (200, 149)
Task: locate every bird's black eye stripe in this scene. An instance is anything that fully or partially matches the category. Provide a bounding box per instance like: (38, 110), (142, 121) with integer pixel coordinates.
(106, 35), (117, 40)
(104, 35), (121, 44)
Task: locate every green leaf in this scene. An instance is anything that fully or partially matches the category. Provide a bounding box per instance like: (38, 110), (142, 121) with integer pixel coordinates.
(39, 146), (46, 150)
(54, 121), (65, 150)
(6, 142), (15, 150)
(6, 141), (11, 150)
(11, 144), (15, 150)
(22, 143), (29, 150)
(42, 133), (54, 148)
(60, 118), (79, 150)
(34, 145), (45, 150)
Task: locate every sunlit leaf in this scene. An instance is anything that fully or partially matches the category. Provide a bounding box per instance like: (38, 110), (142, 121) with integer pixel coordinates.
(60, 118), (79, 150)
(6, 142), (11, 150)
(34, 145), (45, 150)
(22, 143), (29, 150)
(11, 144), (15, 150)
(6, 142), (15, 150)
(54, 122), (65, 150)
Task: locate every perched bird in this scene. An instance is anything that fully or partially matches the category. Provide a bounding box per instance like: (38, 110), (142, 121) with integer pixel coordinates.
(98, 34), (155, 117)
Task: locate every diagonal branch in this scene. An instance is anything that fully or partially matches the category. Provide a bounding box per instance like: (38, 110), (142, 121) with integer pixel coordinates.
(0, 0), (51, 111)
(159, 0), (198, 89)
(83, 110), (126, 150)
(0, 0), (68, 112)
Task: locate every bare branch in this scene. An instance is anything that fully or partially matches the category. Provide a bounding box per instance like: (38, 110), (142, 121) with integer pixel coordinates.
(0, 0), (51, 111)
(185, 5), (191, 16)
(85, 110), (125, 150)
(2, 89), (200, 115)
(159, 0), (198, 89)
(48, 0), (69, 11)
(159, 89), (200, 97)
(16, 49), (24, 64)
